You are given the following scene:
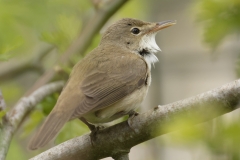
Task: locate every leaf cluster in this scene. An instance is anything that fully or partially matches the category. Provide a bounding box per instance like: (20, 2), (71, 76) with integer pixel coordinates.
(194, 0), (240, 48)
(0, 0), (90, 61)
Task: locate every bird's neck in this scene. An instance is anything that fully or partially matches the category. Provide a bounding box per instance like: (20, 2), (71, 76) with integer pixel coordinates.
(137, 33), (160, 67)
(137, 48), (158, 70)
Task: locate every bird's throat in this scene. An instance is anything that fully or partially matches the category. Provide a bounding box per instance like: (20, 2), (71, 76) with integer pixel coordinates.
(139, 33), (161, 53)
(138, 49), (158, 68)
(138, 34), (160, 66)
(139, 49), (150, 57)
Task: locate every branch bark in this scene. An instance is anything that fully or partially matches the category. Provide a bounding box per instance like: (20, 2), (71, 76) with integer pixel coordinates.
(25, 0), (129, 96)
(30, 79), (240, 160)
(0, 90), (6, 111)
(0, 81), (64, 160)
(112, 153), (129, 160)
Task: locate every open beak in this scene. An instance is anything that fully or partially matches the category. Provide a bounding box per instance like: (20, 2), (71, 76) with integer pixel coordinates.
(149, 20), (176, 33)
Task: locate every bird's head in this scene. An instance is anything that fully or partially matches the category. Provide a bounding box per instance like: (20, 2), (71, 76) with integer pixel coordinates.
(100, 18), (176, 64)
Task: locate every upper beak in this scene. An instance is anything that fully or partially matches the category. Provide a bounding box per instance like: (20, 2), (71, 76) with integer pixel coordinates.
(157, 20), (176, 30)
(150, 20), (176, 33)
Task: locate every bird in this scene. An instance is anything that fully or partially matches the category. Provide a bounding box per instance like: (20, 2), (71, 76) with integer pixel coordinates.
(28, 18), (176, 150)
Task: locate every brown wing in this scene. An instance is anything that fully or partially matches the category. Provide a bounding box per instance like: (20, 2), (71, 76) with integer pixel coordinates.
(71, 54), (147, 118)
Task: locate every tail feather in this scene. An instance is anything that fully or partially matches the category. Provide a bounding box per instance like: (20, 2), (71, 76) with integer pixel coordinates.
(28, 111), (72, 150)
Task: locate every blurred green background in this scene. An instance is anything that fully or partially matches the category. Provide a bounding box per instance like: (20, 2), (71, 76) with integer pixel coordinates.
(1, 0), (240, 159)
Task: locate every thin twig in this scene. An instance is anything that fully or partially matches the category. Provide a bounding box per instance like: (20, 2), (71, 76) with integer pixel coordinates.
(0, 90), (6, 111)
(0, 45), (54, 82)
(30, 79), (240, 160)
(0, 81), (64, 160)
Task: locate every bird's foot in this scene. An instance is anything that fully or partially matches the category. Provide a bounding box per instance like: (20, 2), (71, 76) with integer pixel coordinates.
(128, 110), (139, 118)
(154, 105), (161, 110)
(79, 117), (105, 146)
(89, 125), (105, 146)
(127, 110), (139, 131)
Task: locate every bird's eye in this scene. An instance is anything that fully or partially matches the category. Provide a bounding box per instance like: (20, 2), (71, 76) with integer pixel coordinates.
(131, 28), (140, 34)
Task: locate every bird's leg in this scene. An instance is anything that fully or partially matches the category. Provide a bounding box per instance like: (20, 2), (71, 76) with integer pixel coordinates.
(79, 117), (96, 131)
(128, 110), (139, 118)
(79, 117), (104, 146)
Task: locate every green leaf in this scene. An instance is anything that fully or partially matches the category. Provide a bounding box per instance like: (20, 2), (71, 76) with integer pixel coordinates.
(0, 0), (91, 58)
(39, 93), (59, 115)
(194, 0), (240, 48)
(0, 110), (7, 124)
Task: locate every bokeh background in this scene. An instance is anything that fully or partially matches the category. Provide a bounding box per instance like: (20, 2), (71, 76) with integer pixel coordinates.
(1, 0), (240, 159)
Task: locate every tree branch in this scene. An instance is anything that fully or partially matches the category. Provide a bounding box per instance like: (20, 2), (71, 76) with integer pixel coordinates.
(112, 152), (129, 160)
(0, 81), (64, 160)
(0, 45), (54, 82)
(25, 0), (129, 96)
(30, 79), (240, 160)
(0, 90), (6, 112)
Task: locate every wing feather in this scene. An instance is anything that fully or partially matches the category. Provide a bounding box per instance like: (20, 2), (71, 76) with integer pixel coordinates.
(71, 55), (147, 118)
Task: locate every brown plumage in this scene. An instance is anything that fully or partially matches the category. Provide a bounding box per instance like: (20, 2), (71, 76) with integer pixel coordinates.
(29, 18), (176, 150)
